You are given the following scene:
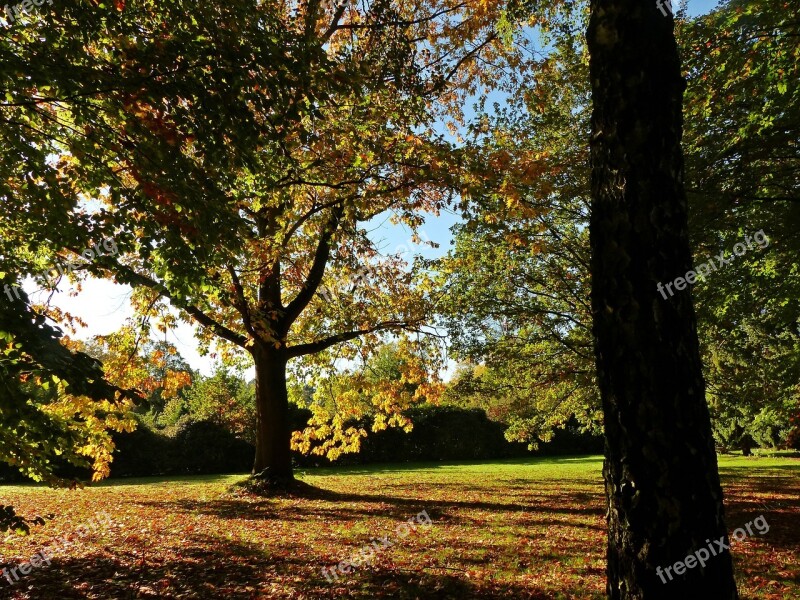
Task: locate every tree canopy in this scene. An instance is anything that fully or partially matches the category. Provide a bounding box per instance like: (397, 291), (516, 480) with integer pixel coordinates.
(438, 0), (800, 452)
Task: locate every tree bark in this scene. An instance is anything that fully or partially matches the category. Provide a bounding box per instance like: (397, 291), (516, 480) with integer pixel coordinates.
(586, 2), (738, 599)
(251, 344), (294, 486)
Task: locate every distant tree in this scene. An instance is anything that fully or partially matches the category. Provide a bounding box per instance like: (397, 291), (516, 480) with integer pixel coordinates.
(140, 340), (194, 415)
(681, 0), (800, 452)
(179, 366), (257, 444)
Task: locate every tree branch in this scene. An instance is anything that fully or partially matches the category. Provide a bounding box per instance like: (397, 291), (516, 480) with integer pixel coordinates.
(281, 204), (344, 329)
(111, 263), (248, 347)
(227, 264), (256, 338)
(286, 319), (424, 358)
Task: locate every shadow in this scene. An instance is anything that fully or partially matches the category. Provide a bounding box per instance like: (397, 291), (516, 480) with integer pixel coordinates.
(1, 537), (606, 600)
(90, 473), (243, 487)
(131, 498), (293, 523)
(272, 487), (603, 519)
(720, 466), (800, 478)
(131, 483), (606, 542)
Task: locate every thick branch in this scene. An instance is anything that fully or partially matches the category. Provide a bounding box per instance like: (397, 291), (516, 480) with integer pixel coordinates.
(286, 319), (424, 358)
(281, 204), (344, 329)
(112, 263), (248, 347)
(227, 264), (256, 338)
(280, 198), (344, 249)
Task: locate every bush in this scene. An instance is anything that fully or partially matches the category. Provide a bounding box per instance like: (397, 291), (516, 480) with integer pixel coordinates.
(2, 404), (599, 482)
(108, 420), (254, 477)
(172, 420), (253, 474)
(324, 405), (531, 465)
(349, 406), (601, 463)
(0, 461), (27, 483)
(111, 426), (174, 477)
(107, 403), (315, 477)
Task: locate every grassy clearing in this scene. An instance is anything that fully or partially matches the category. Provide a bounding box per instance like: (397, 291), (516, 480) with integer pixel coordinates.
(1, 455), (797, 599)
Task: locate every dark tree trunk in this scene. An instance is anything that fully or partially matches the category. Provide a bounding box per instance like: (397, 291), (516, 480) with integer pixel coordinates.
(586, 2), (738, 599)
(740, 436), (754, 457)
(251, 344), (294, 486)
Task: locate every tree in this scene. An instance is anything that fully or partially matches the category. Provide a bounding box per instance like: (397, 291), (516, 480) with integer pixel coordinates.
(436, 24), (600, 447)
(440, 0), (799, 455)
(681, 0), (800, 453)
(180, 365), (257, 444)
(2, 0), (501, 488)
(586, 0), (738, 597)
(138, 339), (194, 416)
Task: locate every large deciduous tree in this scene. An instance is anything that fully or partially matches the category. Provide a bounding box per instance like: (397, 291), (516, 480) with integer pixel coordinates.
(2, 0), (502, 488)
(587, 0), (737, 597)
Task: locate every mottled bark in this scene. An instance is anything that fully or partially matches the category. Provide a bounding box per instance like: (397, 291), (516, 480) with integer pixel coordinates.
(252, 344), (294, 486)
(586, 1), (738, 598)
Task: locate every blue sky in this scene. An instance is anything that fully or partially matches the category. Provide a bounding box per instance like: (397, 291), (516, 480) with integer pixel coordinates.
(31, 0), (722, 376)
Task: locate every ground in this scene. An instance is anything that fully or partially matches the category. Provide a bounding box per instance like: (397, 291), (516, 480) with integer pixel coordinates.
(0, 455), (797, 599)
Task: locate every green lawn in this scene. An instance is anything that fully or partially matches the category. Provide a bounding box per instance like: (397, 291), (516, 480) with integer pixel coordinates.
(1, 455), (797, 599)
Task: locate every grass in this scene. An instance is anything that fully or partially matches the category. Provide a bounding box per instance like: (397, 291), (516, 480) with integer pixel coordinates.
(1, 455), (798, 599)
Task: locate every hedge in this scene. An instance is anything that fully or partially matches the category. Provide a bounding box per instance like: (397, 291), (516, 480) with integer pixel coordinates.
(0, 405), (603, 481)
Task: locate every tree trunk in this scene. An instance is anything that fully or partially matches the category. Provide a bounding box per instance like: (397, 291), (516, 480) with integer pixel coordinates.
(740, 436), (754, 457)
(586, 2), (738, 599)
(251, 344), (294, 486)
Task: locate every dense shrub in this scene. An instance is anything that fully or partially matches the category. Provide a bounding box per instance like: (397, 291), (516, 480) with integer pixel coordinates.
(106, 404), (545, 475)
(357, 405), (530, 463)
(173, 420), (254, 474)
(0, 461), (26, 483)
(352, 406), (602, 463)
(108, 420), (252, 477)
(111, 426), (175, 477)
(289, 404), (313, 432)
(3, 405), (600, 482)
(107, 403), (313, 477)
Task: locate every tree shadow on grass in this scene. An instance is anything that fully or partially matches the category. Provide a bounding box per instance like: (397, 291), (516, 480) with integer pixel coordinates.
(136, 485), (605, 530)
(7, 538), (604, 600)
(285, 487), (605, 517)
(132, 497), (299, 523)
(324, 567), (600, 599)
(3, 535), (302, 599)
